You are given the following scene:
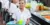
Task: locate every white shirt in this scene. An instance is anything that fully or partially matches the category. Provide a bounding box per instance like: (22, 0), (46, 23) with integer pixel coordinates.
(4, 1), (9, 9)
(8, 3), (20, 24)
(19, 8), (31, 22)
(0, 0), (9, 9)
(8, 3), (19, 15)
(12, 8), (31, 23)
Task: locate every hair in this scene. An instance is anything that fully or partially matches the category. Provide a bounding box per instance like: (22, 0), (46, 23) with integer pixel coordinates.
(19, 0), (26, 3)
(11, 0), (13, 3)
(0, 2), (2, 9)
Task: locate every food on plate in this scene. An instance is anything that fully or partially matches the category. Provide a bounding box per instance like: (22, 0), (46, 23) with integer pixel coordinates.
(44, 15), (50, 20)
(40, 12), (50, 15)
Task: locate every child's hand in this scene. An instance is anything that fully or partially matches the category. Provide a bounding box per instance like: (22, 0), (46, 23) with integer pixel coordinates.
(26, 18), (30, 25)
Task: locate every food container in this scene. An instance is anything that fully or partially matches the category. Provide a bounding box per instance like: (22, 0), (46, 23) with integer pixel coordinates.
(40, 11), (50, 23)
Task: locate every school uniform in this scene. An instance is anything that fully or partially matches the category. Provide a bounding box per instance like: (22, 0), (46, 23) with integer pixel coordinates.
(12, 8), (31, 25)
(8, 3), (19, 15)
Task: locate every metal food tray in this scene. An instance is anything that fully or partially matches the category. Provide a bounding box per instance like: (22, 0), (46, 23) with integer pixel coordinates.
(31, 11), (50, 23)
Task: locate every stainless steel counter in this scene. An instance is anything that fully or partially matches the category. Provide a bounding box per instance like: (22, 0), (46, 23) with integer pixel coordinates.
(31, 11), (50, 23)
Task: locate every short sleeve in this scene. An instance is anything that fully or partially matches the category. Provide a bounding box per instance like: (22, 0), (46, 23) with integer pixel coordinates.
(27, 10), (31, 19)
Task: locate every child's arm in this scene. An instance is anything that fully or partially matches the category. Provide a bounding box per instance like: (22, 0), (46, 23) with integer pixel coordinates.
(25, 10), (31, 25)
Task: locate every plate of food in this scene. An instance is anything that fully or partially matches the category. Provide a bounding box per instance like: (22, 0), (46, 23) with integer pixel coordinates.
(40, 11), (50, 15)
